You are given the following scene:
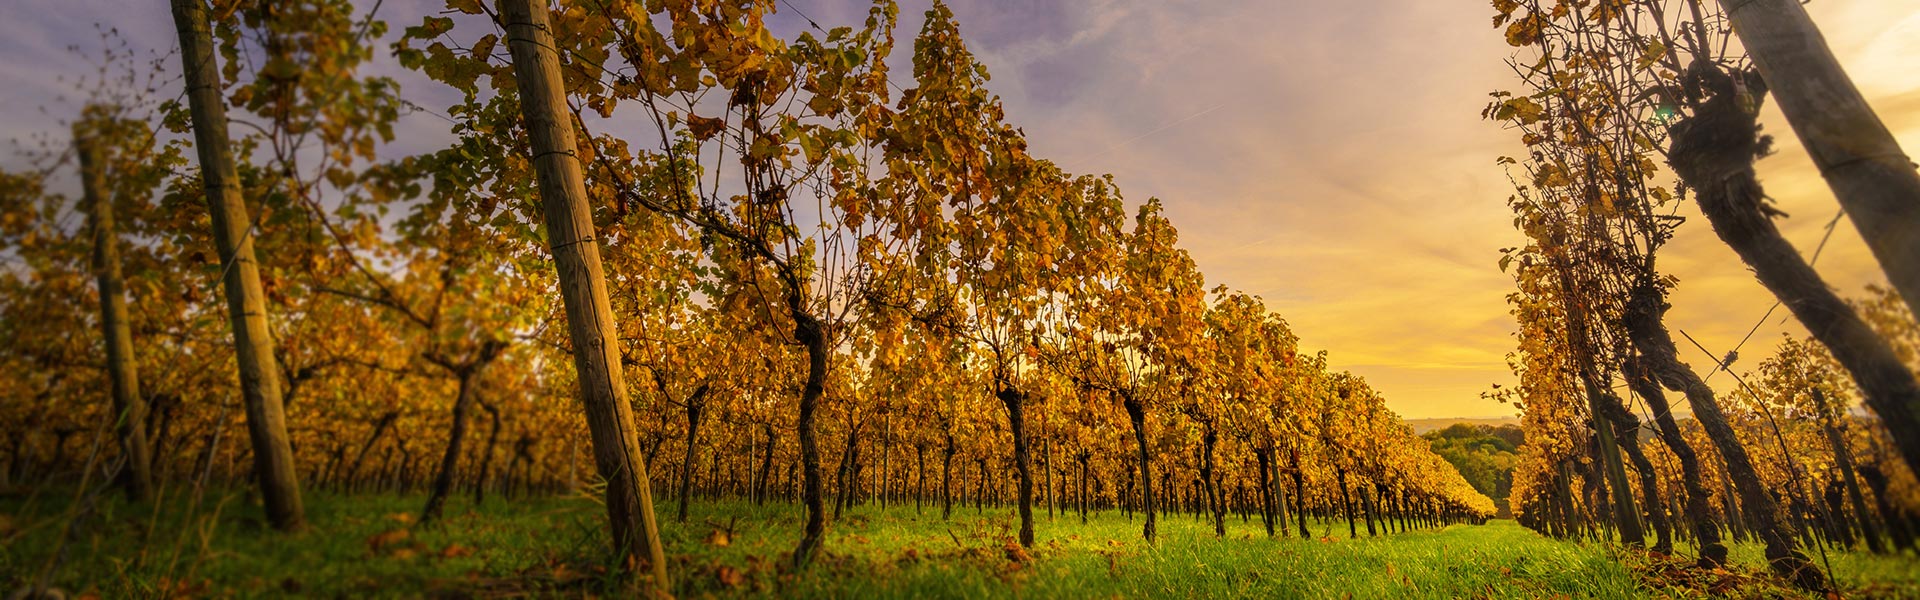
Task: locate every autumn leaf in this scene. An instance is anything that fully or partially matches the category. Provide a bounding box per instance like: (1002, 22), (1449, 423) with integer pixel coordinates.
(1494, 97), (1545, 124)
(367, 528), (411, 554)
(687, 114), (726, 141)
(1003, 539), (1032, 563)
(716, 565), (745, 588)
(1504, 14), (1546, 47)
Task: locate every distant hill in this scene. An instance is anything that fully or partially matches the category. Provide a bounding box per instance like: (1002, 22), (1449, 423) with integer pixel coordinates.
(1417, 418), (1524, 518)
(1403, 416), (1521, 435)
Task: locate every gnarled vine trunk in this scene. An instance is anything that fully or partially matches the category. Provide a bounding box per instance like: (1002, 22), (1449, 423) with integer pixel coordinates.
(998, 386), (1036, 548)
(941, 432), (956, 520)
(472, 399), (501, 505)
(678, 383), (711, 523)
(1289, 447), (1310, 538)
(1198, 420), (1225, 537)
(757, 423), (778, 506)
(1624, 356), (1729, 566)
(1255, 446), (1276, 537)
(1625, 282), (1825, 591)
(790, 309), (829, 569)
(1670, 63), (1920, 489)
(422, 371), (480, 524)
(1121, 391), (1156, 543)
(1814, 389), (1885, 554)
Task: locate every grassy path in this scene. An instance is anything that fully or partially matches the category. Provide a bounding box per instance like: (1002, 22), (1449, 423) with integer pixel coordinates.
(4, 491), (1915, 597)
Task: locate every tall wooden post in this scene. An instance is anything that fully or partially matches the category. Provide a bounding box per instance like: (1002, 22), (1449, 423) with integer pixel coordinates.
(77, 116), (153, 502)
(1720, 2), (1920, 478)
(498, 0), (669, 589)
(1720, 0), (1920, 334)
(169, 0), (305, 531)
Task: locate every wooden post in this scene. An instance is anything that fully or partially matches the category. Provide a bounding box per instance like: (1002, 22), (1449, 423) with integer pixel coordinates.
(1720, 0), (1920, 343)
(168, 0), (305, 531)
(498, 0), (668, 589)
(1586, 379), (1644, 547)
(77, 116), (152, 502)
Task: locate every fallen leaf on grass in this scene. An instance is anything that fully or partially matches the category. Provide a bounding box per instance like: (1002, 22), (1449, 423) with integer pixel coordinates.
(1003, 540), (1032, 563)
(156, 577), (209, 596)
(440, 544), (474, 558)
(367, 529), (411, 553)
(716, 565), (745, 588)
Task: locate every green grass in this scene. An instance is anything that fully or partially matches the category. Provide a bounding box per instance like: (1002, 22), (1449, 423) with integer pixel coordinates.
(3, 487), (1915, 598)
(1720, 531), (1920, 597)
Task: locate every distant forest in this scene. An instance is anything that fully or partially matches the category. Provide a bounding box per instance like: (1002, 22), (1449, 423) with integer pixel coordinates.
(1424, 424), (1522, 517)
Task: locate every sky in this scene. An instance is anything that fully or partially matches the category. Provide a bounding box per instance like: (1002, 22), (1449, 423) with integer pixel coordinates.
(3, 1), (1918, 419)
